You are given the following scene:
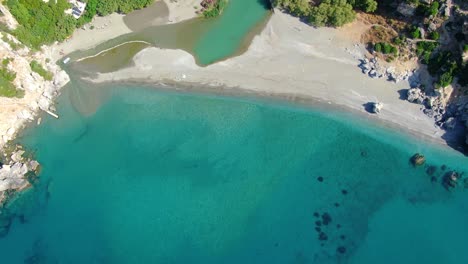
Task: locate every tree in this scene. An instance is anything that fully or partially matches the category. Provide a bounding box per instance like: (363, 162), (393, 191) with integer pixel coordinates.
(309, 0), (355, 27)
(348, 0), (377, 12)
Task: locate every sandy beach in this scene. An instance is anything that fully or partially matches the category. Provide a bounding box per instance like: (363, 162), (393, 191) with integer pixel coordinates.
(87, 11), (445, 144)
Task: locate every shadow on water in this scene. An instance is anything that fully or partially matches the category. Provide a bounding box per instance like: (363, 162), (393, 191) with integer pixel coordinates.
(257, 0), (273, 10)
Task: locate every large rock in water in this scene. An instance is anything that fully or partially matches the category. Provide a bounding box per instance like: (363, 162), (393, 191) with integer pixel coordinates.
(410, 153), (426, 166)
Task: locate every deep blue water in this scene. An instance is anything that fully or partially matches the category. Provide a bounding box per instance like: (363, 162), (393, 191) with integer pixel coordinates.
(1, 84), (467, 263)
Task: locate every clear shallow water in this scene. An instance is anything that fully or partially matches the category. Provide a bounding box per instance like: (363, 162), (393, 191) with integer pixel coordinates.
(0, 84), (468, 263)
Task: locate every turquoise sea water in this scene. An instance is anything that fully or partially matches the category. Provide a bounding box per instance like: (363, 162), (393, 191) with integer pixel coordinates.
(0, 84), (467, 263)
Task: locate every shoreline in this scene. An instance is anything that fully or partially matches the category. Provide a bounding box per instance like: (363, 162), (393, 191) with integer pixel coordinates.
(85, 11), (454, 149)
(0, 0), (203, 204)
(95, 78), (457, 151)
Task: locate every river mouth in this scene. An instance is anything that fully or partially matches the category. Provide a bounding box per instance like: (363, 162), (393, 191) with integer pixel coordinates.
(70, 0), (272, 73)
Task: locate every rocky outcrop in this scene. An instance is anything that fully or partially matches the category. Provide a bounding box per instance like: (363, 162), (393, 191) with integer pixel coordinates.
(371, 102), (383, 114)
(0, 15), (69, 204)
(407, 88), (425, 104)
(410, 153), (426, 166)
(0, 31), (70, 147)
(0, 146), (40, 206)
(358, 57), (414, 83)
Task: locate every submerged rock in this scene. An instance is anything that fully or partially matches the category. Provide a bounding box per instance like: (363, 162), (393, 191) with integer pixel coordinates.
(410, 153), (426, 166)
(443, 171), (460, 189)
(337, 246), (347, 254)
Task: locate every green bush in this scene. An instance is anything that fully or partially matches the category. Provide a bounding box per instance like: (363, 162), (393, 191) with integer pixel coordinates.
(308, 0), (356, 27)
(0, 62), (22, 98)
(274, 0), (311, 16)
(202, 0), (228, 18)
(30, 60), (53, 81)
(349, 0), (378, 13)
(374, 42), (397, 55)
(410, 27), (421, 39)
(428, 51), (459, 88)
(428, 31), (440, 40)
(393, 35), (406, 45)
(374, 43), (382, 52)
(7, 0), (154, 48)
(464, 44), (468, 52)
(416, 1), (439, 17)
(416, 41), (437, 64)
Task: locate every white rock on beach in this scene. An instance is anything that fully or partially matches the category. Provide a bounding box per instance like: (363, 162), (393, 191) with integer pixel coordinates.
(372, 102), (384, 114)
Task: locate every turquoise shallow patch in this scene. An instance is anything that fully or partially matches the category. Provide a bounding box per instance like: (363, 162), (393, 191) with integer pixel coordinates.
(0, 84), (467, 263)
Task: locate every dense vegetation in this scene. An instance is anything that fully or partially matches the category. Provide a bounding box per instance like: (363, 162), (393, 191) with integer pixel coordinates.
(0, 58), (23, 98)
(374, 42), (397, 55)
(201, 0), (228, 18)
(5, 0), (153, 49)
(30, 60), (53, 81)
(274, 0), (377, 27)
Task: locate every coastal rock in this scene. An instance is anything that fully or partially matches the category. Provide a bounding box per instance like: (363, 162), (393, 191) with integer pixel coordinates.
(11, 150), (25, 163)
(443, 171), (459, 189)
(0, 162), (29, 192)
(371, 102), (383, 114)
(407, 88), (425, 104)
(410, 153), (426, 166)
(443, 117), (457, 130)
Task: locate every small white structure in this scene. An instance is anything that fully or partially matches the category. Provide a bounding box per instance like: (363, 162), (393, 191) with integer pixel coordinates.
(65, 0), (87, 19)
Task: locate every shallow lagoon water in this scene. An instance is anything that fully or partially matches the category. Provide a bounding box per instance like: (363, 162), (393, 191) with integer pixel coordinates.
(72, 0), (271, 69)
(0, 84), (467, 263)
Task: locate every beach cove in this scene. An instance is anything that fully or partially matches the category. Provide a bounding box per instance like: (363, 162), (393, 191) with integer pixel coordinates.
(1, 0), (468, 263)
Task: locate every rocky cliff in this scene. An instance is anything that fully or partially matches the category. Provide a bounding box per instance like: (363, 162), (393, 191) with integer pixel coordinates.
(0, 3), (70, 205)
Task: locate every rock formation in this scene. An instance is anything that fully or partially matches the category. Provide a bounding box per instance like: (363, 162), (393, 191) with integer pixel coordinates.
(410, 153), (426, 166)
(0, 18), (69, 204)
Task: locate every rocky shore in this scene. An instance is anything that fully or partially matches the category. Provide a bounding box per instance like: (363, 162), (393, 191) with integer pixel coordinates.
(358, 55), (468, 152)
(0, 6), (70, 205)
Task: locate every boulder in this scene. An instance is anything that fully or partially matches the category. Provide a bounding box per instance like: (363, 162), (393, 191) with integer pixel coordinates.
(410, 153), (426, 166)
(443, 171), (459, 189)
(371, 102), (383, 114)
(369, 69), (378, 78)
(407, 88), (425, 104)
(397, 3), (416, 17)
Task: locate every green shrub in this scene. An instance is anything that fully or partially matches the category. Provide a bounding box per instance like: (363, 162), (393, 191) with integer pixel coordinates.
(374, 42), (397, 55)
(308, 0), (356, 27)
(410, 27), (421, 39)
(348, 0), (377, 12)
(0, 63), (22, 98)
(428, 31), (439, 40)
(374, 42), (382, 52)
(30, 60), (53, 81)
(7, 0), (154, 48)
(202, 0), (228, 18)
(393, 35), (406, 45)
(464, 44), (468, 52)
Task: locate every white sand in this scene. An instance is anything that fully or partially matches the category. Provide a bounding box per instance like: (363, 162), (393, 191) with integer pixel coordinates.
(49, 13), (132, 62)
(90, 11), (445, 143)
(164, 0), (202, 23)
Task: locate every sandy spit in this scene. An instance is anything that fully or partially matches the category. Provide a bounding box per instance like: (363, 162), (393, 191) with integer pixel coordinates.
(89, 11), (446, 144)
